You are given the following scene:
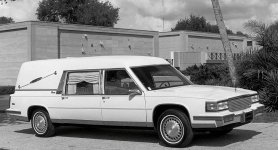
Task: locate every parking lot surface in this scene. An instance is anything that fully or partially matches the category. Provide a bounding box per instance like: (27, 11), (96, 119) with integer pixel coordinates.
(0, 113), (278, 150)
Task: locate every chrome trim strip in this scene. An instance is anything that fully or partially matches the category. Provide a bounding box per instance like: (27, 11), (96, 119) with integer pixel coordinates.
(191, 123), (216, 128)
(52, 119), (103, 125)
(15, 89), (57, 91)
(102, 108), (147, 110)
(193, 116), (225, 121)
(49, 107), (100, 110)
(103, 121), (147, 127)
(49, 107), (147, 110)
(52, 119), (152, 127)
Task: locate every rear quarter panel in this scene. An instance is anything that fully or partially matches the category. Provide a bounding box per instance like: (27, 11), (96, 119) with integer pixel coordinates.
(10, 91), (61, 120)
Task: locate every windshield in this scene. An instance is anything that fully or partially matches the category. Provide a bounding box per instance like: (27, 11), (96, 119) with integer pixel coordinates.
(131, 65), (192, 90)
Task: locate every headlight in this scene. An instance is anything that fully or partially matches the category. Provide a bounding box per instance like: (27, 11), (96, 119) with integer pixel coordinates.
(251, 95), (259, 103)
(206, 101), (228, 112)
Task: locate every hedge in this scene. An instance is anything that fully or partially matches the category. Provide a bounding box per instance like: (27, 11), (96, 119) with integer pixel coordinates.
(0, 86), (15, 95)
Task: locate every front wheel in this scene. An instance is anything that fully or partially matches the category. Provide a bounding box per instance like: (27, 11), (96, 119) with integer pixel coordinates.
(31, 109), (55, 137)
(157, 109), (194, 147)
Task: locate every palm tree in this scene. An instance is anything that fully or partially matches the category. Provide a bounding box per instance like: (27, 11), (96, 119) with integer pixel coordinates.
(211, 0), (237, 87)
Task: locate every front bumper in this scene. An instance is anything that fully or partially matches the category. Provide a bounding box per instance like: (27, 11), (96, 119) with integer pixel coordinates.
(192, 103), (264, 129)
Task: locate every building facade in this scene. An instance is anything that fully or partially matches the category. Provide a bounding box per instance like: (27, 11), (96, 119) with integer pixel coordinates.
(0, 21), (259, 86)
(0, 21), (159, 86)
(159, 31), (259, 70)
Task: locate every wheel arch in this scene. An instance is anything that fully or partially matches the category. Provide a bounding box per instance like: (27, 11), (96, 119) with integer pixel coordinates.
(27, 105), (48, 121)
(152, 104), (191, 129)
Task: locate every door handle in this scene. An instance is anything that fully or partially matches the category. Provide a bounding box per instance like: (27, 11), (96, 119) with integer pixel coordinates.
(62, 96), (68, 100)
(102, 97), (110, 100)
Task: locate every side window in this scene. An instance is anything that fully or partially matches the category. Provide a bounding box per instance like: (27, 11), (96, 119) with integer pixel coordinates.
(104, 70), (139, 95)
(66, 71), (100, 95)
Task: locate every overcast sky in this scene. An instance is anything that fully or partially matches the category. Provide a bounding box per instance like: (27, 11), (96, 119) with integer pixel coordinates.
(1, 0), (278, 33)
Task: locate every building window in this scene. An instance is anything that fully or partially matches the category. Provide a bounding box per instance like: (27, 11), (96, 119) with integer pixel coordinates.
(247, 41), (253, 46)
(66, 71), (100, 95)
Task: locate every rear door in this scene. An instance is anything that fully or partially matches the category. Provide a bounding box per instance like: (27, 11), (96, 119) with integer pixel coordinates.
(50, 70), (102, 124)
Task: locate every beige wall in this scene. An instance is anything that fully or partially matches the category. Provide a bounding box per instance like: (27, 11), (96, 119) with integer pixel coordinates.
(0, 21), (158, 86)
(172, 52), (207, 70)
(187, 36), (244, 53)
(159, 32), (245, 61)
(60, 30), (154, 58)
(32, 25), (58, 60)
(0, 28), (29, 85)
(159, 34), (181, 59)
(159, 31), (247, 70)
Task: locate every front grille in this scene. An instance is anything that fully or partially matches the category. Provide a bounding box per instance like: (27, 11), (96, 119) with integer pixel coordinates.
(228, 96), (252, 112)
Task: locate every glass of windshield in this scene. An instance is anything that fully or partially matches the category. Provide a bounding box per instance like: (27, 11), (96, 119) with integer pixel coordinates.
(131, 65), (191, 90)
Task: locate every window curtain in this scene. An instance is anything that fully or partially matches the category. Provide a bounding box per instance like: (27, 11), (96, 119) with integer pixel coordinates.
(68, 72), (99, 84)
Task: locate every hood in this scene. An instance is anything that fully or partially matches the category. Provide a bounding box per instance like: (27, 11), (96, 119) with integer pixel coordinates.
(145, 85), (256, 101)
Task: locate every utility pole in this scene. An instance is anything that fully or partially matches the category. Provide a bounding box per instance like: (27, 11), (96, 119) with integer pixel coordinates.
(162, 0), (165, 31)
(211, 0), (237, 87)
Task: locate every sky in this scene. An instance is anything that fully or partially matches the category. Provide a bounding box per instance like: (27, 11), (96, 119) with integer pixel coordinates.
(1, 0), (278, 33)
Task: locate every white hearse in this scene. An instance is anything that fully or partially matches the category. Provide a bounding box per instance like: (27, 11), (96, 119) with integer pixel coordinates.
(7, 56), (264, 147)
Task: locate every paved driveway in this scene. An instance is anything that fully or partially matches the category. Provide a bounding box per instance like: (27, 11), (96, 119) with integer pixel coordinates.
(0, 113), (278, 150)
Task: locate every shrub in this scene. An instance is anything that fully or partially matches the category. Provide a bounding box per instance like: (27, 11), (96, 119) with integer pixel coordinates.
(181, 64), (232, 86)
(236, 48), (278, 111)
(0, 86), (15, 95)
(236, 49), (278, 91)
(259, 71), (278, 112)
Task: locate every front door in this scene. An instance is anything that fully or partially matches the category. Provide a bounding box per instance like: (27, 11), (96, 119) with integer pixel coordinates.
(101, 69), (146, 126)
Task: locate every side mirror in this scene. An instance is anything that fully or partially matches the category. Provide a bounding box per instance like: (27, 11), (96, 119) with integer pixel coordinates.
(128, 89), (141, 101)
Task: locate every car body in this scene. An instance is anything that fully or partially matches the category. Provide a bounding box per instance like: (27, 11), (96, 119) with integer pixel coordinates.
(6, 56), (264, 147)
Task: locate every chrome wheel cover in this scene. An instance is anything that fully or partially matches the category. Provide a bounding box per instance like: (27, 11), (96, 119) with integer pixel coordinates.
(160, 115), (184, 144)
(33, 112), (48, 134)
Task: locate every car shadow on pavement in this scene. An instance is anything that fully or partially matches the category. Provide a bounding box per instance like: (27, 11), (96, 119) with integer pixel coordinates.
(191, 129), (262, 147)
(15, 126), (261, 146)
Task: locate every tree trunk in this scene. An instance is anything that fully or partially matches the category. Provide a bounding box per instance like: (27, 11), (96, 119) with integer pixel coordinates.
(211, 0), (237, 86)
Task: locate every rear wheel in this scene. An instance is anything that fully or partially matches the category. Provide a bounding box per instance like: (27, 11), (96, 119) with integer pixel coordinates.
(31, 109), (55, 137)
(157, 109), (193, 147)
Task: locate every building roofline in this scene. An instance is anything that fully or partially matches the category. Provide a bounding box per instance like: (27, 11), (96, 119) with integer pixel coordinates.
(0, 21), (158, 35)
(159, 30), (247, 40)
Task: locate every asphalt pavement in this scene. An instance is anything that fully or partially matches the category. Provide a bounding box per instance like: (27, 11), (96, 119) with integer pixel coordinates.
(0, 113), (278, 150)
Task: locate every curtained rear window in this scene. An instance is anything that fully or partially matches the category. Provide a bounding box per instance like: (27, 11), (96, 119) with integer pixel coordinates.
(66, 71), (100, 95)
